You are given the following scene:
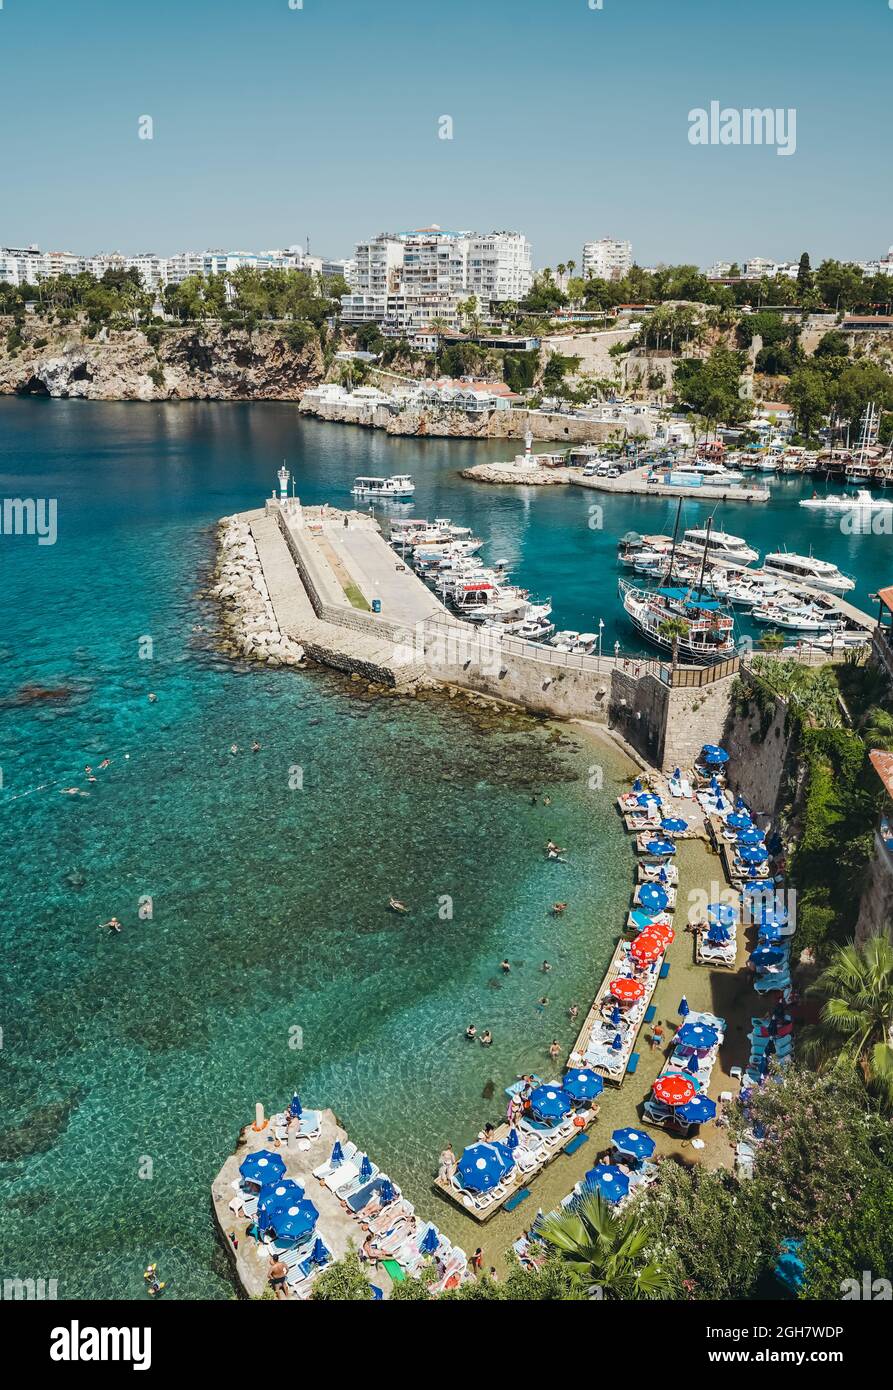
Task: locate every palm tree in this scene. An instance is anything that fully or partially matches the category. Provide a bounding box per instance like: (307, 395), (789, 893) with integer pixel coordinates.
(802, 935), (893, 1110)
(537, 1191), (673, 1300)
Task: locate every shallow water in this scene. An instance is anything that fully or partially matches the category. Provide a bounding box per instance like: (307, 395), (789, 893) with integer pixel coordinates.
(0, 399), (636, 1298)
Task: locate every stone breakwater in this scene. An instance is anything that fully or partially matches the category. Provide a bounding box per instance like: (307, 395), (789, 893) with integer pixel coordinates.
(210, 515), (305, 667)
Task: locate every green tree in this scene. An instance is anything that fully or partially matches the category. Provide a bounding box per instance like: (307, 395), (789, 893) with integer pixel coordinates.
(537, 1191), (673, 1299)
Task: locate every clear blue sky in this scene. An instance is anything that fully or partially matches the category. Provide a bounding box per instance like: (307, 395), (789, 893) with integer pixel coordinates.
(1, 0), (891, 267)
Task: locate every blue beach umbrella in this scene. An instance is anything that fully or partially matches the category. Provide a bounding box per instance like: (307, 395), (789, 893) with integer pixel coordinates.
(751, 945), (785, 968)
(563, 1069), (604, 1102)
(612, 1127), (655, 1160)
(529, 1085), (574, 1122)
(702, 744), (729, 764)
(707, 902), (737, 927)
(639, 884), (669, 913)
(726, 811), (752, 830)
(269, 1198), (319, 1242)
(646, 838), (676, 857)
(678, 995), (690, 1018)
(420, 1225), (440, 1255)
(506, 1126), (520, 1150)
(737, 827), (765, 846)
(676, 1094), (717, 1125)
(677, 1021), (719, 1050)
(661, 816), (688, 834)
(739, 845), (769, 866)
(379, 1178), (396, 1205)
(288, 1092), (303, 1117)
(257, 1179), (304, 1227)
(239, 1150), (286, 1187)
(358, 1153), (373, 1182)
(585, 1164), (630, 1203)
(330, 1140), (344, 1165)
(457, 1142), (514, 1192)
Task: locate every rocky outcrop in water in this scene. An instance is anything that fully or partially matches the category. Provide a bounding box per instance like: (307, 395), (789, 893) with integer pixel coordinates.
(0, 319), (323, 401)
(211, 516), (305, 667)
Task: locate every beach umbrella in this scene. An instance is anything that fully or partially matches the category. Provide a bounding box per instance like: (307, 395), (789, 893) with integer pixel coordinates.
(309, 1237), (328, 1266)
(707, 902), (737, 928)
(630, 932), (663, 966)
(610, 1005), (622, 1027)
(751, 945), (786, 968)
(288, 1092), (303, 1118)
(358, 1153), (373, 1182)
(529, 1085), (573, 1122)
(456, 1141), (514, 1193)
(330, 1140), (344, 1166)
(563, 1069), (604, 1102)
(379, 1178), (396, 1205)
(639, 884), (669, 913)
(420, 1225), (440, 1255)
(737, 827), (765, 846)
(726, 811), (752, 830)
(612, 1127), (655, 1160)
(585, 1164), (630, 1204)
(610, 977), (644, 1003)
(661, 816), (688, 834)
(256, 1179), (305, 1228)
(738, 845), (769, 866)
(653, 1074), (696, 1107)
(676, 1021), (719, 1050)
(702, 744), (729, 764)
(678, 995), (690, 1018)
(269, 1198), (319, 1242)
(239, 1150), (286, 1187)
(645, 838), (676, 857)
(676, 1094), (717, 1125)
(506, 1126), (520, 1150)
(630, 908), (657, 932)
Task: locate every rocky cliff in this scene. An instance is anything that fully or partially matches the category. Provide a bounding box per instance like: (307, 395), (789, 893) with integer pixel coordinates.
(0, 318), (323, 401)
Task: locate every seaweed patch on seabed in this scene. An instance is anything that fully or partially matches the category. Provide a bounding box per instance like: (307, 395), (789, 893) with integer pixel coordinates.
(0, 1087), (86, 1162)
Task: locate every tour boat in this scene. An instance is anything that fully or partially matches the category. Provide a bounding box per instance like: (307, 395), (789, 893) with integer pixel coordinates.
(352, 474), (415, 499)
(799, 489), (893, 514)
(618, 580), (736, 662)
(680, 527), (759, 565)
(761, 550), (855, 593)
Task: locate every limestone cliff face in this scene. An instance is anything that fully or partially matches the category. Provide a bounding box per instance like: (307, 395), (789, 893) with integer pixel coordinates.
(0, 319), (323, 401)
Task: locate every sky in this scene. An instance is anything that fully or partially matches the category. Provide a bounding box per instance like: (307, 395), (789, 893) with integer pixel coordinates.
(1, 0), (891, 268)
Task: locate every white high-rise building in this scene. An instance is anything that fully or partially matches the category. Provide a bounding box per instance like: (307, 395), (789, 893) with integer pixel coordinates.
(582, 238), (632, 281)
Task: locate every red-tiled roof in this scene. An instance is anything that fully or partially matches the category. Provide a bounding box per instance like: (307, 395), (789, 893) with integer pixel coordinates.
(869, 749), (893, 800)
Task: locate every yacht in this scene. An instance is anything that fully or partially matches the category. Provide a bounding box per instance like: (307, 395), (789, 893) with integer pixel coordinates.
(762, 551), (855, 593)
(352, 474), (415, 499)
(799, 489), (893, 515)
(618, 580), (736, 662)
(680, 527), (760, 565)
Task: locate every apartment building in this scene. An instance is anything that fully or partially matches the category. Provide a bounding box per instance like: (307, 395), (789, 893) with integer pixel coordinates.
(582, 237), (633, 281)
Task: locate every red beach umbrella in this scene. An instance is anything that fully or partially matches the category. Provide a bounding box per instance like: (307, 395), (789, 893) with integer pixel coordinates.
(653, 1074), (696, 1106)
(610, 977), (645, 1003)
(630, 932), (663, 966)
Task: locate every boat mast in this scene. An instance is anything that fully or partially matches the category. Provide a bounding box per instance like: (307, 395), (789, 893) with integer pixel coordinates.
(695, 516), (713, 600)
(666, 497), (682, 584)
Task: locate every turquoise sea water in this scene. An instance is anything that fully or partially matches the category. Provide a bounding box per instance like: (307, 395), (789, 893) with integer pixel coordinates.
(0, 398), (888, 1299)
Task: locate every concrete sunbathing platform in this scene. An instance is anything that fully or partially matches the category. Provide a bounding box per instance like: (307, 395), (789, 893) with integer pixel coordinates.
(211, 1108), (397, 1299)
